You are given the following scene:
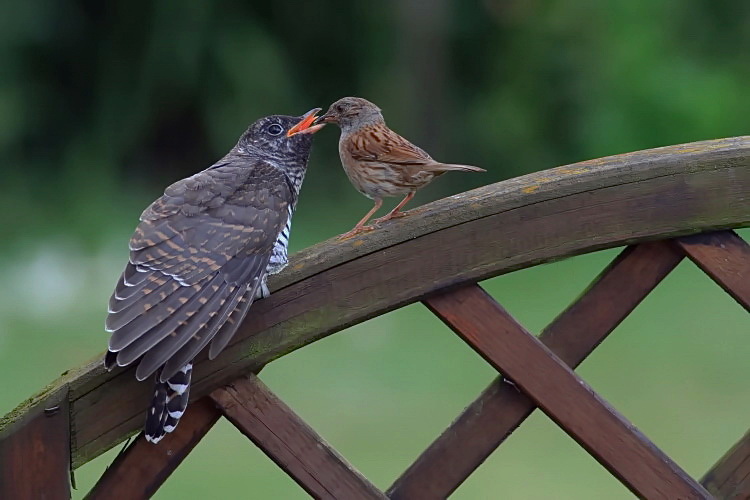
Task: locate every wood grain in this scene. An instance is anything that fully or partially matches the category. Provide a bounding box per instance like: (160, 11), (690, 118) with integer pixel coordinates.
(389, 241), (684, 499)
(702, 428), (750, 499)
(675, 230), (750, 311)
(425, 284), (712, 499)
(85, 398), (221, 499)
(0, 388), (71, 500)
(211, 374), (386, 500)
(1, 136), (748, 469)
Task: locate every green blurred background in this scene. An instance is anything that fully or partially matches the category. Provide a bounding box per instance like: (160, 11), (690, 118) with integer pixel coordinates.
(1, 1), (748, 498)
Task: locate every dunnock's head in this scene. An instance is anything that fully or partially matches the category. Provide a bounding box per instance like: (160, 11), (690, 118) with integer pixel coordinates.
(317, 97), (385, 132)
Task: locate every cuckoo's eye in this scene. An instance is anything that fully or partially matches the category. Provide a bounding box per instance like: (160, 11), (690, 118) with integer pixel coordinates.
(267, 123), (284, 136)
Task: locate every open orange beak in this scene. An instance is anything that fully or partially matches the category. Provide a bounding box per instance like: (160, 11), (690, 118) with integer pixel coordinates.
(287, 108), (325, 137)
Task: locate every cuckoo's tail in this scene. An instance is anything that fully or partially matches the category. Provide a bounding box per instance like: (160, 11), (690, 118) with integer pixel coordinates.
(144, 363), (192, 443)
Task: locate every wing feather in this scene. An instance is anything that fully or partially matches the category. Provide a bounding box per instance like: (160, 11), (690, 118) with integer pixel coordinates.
(109, 274), (178, 313)
(121, 263), (151, 288)
(135, 276), (236, 381)
(114, 276), (225, 366)
(162, 287), (253, 377)
(348, 126), (433, 166)
(106, 158), (292, 378)
(208, 272), (264, 359)
(107, 281), (202, 348)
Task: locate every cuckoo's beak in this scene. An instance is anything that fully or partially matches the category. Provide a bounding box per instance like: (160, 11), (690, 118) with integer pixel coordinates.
(287, 108), (325, 136)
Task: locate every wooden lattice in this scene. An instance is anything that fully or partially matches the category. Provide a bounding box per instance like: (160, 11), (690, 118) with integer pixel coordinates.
(1, 136), (749, 499)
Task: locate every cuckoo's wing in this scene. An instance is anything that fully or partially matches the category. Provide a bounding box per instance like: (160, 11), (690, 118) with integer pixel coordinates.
(106, 159), (292, 380)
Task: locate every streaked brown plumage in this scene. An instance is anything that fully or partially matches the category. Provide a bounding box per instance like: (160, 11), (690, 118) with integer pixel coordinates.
(317, 97), (485, 239)
(105, 109), (323, 443)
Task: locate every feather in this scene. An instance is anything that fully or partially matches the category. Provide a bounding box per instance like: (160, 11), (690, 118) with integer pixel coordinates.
(162, 288), (251, 378)
(144, 363), (193, 443)
(208, 286), (261, 359)
(135, 276), (233, 380)
(120, 263), (151, 288)
(424, 162), (486, 173)
(208, 276), (263, 359)
(114, 273), (224, 368)
(106, 280), (203, 344)
(108, 274), (178, 314)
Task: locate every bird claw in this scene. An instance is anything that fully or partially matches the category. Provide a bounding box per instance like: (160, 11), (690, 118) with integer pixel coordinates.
(373, 211), (408, 225)
(338, 225), (375, 240)
(254, 278), (270, 300)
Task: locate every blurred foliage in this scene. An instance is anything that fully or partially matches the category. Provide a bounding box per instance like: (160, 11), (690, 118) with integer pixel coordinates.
(1, 0), (748, 246)
(1, 0), (748, 498)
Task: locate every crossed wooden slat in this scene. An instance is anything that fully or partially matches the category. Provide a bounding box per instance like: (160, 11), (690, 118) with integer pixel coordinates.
(84, 230), (748, 499)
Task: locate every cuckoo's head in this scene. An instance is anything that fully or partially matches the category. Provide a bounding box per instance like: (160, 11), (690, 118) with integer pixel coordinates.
(238, 108), (324, 164)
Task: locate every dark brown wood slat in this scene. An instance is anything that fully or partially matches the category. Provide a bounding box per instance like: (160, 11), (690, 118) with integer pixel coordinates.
(389, 241), (684, 499)
(0, 389), (71, 500)
(675, 230), (750, 311)
(211, 374), (386, 500)
(702, 428), (750, 499)
(425, 284), (712, 500)
(85, 397), (220, 499)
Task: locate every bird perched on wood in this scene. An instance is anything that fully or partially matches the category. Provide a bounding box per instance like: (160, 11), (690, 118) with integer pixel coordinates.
(316, 97), (485, 239)
(105, 108), (323, 443)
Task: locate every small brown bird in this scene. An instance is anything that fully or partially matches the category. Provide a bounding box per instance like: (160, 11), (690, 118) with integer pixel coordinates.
(317, 97), (485, 239)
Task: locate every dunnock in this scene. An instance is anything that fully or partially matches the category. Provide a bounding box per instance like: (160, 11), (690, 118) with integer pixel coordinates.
(317, 96), (485, 239)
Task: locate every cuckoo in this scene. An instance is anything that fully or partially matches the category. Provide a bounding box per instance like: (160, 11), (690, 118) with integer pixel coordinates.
(105, 109), (323, 443)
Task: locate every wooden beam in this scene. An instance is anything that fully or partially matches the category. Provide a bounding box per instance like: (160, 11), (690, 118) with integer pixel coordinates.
(85, 397), (220, 499)
(424, 284), (712, 499)
(0, 388), (71, 500)
(2, 136), (748, 469)
(389, 241), (684, 499)
(211, 375), (386, 500)
(675, 230), (750, 311)
(702, 428), (750, 499)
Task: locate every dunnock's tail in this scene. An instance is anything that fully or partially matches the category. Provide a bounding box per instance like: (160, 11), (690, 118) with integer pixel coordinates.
(426, 162), (486, 173)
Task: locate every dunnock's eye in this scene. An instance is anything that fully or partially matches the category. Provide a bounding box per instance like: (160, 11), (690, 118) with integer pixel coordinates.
(267, 123), (283, 136)
(336, 104), (345, 113)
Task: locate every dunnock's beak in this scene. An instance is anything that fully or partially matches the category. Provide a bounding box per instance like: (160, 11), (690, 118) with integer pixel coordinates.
(314, 112), (337, 125)
(287, 108), (325, 136)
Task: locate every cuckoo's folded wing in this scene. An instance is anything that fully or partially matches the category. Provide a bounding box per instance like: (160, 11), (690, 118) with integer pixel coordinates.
(106, 160), (292, 375)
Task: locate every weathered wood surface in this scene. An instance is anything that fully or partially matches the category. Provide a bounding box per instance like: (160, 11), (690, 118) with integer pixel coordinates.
(675, 230), (750, 311)
(211, 375), (386, 500)
(85, 397), (220, 499)
(424, 284), (712, 499)
(1, 136), (748, 469)
(389, 241), (685, 499)
(702, 428), (750, 499)
(0, 388), (71, 500)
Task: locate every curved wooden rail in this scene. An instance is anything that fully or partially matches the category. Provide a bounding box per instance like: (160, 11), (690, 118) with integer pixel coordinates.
(1, 136), (749, 498)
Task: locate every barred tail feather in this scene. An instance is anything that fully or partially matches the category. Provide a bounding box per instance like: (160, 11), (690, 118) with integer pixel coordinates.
(144, 363), (192, 444)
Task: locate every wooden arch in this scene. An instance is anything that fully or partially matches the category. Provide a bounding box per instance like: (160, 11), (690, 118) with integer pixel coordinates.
(1, 136), (749, 499)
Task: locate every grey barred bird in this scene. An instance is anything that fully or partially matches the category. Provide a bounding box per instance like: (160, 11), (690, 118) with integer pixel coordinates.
(105, 108), (324, 443)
